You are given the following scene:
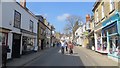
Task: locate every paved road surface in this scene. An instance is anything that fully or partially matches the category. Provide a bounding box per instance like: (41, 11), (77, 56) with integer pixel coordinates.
(23, 46), (118, 67)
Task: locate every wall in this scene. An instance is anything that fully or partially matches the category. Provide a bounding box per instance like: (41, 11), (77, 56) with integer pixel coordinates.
(2, 0), (38, 58)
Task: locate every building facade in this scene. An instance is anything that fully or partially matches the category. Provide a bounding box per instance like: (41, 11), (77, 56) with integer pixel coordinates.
(75, 25), (83, 46)
(44, 20), (52, 48)
(86, 15), (95, 50)
(1, 0), (38, 59)
(93, 0), (120, 62)
(36, 15), (46, 50)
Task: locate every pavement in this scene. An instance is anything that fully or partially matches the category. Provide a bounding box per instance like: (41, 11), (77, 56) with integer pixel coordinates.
(6, 47), (51, 66)
(6, 46), (120, 68)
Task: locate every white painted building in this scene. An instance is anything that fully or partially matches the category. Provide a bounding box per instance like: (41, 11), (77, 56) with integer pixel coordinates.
(1, 0), (38, 59)
(75, 26), (83, 46)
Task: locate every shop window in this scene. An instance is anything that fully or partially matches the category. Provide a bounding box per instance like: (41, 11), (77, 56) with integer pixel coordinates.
(102, 37), (107, 50)
(102, 30), (107, 37)
(14, 10), (21, 28)
(0, 33), (7, 46)
(108, 24), (117, 34)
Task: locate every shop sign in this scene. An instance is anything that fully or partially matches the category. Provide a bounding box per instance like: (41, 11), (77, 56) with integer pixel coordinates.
(102, 13), (119, 27)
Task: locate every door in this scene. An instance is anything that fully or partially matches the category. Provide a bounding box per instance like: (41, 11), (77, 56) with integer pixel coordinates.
(41, 39), (44, 50)
(12, 33), (21, 58)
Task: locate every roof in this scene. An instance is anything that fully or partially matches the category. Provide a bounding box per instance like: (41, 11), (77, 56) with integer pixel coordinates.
(92, 0), (101, 12)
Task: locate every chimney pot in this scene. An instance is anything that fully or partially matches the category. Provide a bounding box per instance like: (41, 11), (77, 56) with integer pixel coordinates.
(86, 14), (90, 22)
(20, 0), (26, 8)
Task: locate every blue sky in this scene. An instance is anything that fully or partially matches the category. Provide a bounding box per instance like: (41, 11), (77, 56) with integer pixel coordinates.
(24, 2), (95, 33)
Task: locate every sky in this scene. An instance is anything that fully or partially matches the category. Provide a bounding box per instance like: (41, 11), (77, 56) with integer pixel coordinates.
(17, 1), (95, 33)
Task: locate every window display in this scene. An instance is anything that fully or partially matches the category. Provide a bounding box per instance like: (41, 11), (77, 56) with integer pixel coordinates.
(0, 33), (7, 46)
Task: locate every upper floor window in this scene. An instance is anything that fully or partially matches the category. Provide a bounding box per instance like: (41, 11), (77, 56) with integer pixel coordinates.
(41, 28), (44, 35)
(14, 10), (21, 28)
(96, 9), (99, 23)
(110, 0), (115, 11)
(102, 2), (105, 18)
(29, 20), (34, 32)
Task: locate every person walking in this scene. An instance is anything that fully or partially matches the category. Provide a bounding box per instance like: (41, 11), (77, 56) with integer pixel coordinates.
(68, 41), (74, 54)
(65, 42), (68, 51)
(60, 40), (65, 54)
(2, 44), (10, 68)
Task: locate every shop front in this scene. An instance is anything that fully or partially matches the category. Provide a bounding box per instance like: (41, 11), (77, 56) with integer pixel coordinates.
(94, 23), (105, 53)
(21, 29), (37, 55)
(102, 12), (120, 61)
(22, 36), (35, 54)
(0, 28), (12, 59)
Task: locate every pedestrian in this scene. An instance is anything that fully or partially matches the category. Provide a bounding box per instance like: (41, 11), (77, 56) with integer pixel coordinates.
(68, 41), (74, 54)
(65, 42), (68, 51)
(60, 40), (65, 54)
(2, 44), (10, 68)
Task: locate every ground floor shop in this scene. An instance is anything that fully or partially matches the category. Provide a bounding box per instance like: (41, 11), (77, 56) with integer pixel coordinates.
(0, 28), (13, 59)
(21, 29), (37, 54)
(22, 36), (37, 54)
(94, 23), (108, 53)
(87, 31), (95, 50)
(102, 12), (120, 62)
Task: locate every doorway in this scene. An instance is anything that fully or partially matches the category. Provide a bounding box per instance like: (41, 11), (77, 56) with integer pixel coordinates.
(12, 33), (21, 58)
(41, 39), (44, 50)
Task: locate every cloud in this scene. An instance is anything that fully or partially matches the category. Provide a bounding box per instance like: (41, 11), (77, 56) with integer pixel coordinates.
(57, 13), (70, 22)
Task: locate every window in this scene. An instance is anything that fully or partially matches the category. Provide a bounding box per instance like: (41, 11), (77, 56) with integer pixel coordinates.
(14, 10), (21, 28)
(102, 2), (105, 18)
(110, 0), (115, 11)
(0, 33), (7, 46)
(41, 28), (44, 35)
(96, 9), (99, 23)
(29, 20), (34, 32)
(108, 24), (117, 34)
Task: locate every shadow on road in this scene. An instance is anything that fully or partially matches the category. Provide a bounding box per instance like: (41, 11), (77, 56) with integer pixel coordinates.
(7, 47), (86, 68)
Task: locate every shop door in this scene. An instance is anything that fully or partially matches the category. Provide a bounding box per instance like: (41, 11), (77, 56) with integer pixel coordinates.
(41, 39), (44, 50)
(12, 33), (21, 58)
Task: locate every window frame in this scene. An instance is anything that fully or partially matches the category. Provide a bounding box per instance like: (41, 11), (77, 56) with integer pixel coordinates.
(96, 9), (99, 23)
(101, 2), (105, 18)
(29, 20), (34, 32)
(14, 10), (21, 28)
(110, 0), (115, 12)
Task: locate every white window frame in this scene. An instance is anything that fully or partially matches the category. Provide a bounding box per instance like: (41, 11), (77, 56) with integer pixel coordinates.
(14, 10), (21, 28)
(110, 0), (115, 12)
(96, 9), (99, 22)
(102, 2), (105, 18)
(29, 20), (34, 32)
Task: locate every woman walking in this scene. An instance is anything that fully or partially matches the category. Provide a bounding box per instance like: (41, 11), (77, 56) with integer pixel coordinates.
(68, 41), (74, 54)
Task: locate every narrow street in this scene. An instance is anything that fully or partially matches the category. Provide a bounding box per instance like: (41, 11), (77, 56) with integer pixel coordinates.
(21, 46), (118, 67)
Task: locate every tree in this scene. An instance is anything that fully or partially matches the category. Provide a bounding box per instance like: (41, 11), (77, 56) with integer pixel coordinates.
(64, 15), (83, 41)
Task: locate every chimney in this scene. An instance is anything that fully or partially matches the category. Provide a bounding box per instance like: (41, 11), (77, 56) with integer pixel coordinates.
(86, 14), (90, 22)
(20, 0), (26, 8)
